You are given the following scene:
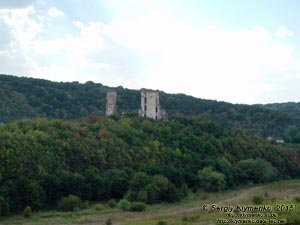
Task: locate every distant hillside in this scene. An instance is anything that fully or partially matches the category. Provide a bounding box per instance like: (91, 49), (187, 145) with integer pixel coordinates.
(1, 74), (300, 141)
(261, 102), (300, 116)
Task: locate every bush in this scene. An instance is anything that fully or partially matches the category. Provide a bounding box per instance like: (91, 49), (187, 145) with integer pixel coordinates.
(164, 183), (181, 203)
(106, 218), (112, 225)
(94, 203), (104, 211)
(180, 183), (188, 198)
(252, 195), (264, 205)
(294, 196), (300, 203)
(80, 200), (89, 209)
(58, 195), (82, 212)
(130, 202), (146, 212)
(182, 215), (199, 222)
(23, 206), (32, 218)
(0, 196), (9, 216)
(286, 213), (300, 225)
(118, 199), (131, 211)
(198, 167), (226, 192)
(157, 221), (167, 225)
(108, 199), (117, 208)
(137, 191), (148, 203)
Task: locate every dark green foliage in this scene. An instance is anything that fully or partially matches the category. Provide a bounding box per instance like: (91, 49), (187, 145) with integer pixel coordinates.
(106, 218), (113, 225)
(103, 169), (129, 198)
(1, 74), (300, 143)
(80, 201), (89, 209)
(137, 191), (148, 203)
(252, 195), (264, 205)
(0, 196), (9, 216)
(118, 199), (131, 211)
(0, 177), (45, 210)
(146, 183), (161, 203)
(23, 206), (32, 218)
(57, 195), (82, 212)
(130, 172), (151, 193)
(157, 221), (168, 225)
(0, 115), (299, 213)
(198, 167), (226, 192)
(182, 215), (200, 222)
(180, 183), (188, 198)
(107, 199), (117, 208)
(286, 213), (300, 225)
(130, 202), (146, 212)
(164, 183), (181, 203)
(294, 196), (300, 203)
(88, 175), (111, 201)
(94, 203), (104, 211)
(283, 126), (300, 143)
(234, 158), (277, 184)
(61, 173), (92, 200)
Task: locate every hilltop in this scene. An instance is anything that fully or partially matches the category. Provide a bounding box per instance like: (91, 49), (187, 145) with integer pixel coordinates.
(1, 74), (300, 142)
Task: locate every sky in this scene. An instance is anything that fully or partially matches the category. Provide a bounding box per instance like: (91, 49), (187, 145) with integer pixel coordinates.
(0, 0), (300, 104)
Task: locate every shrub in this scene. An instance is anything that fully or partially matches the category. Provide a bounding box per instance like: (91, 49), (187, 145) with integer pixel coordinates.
(294, 196), (300, 203)
(130, 202), (146, 212)
(108, 199), (117, 208)
(145, 183), (161, 203)
(164, 183), (181, 203)
(80, 200), (89, 209)
(106, 218), (112, 225)
(58, 195), (82, 212)
(94, 203), (104, 211)
(252, 195), (264, 205)
(23, 206), (32, 218)
(180, 183), (188, 198)
(182, 215), (199, 222)
(118, 199), (131, 211)
(0, 196), (9, 216)
(157, 221), (167, 225)
(198, 167), (226, 192)
(286, 213), (300, 225)
(137, 191), (148, 203)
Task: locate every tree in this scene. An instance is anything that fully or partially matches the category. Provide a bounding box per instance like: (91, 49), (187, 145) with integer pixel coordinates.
(198, 167), (226, 192)
(234, 158), (277, 184)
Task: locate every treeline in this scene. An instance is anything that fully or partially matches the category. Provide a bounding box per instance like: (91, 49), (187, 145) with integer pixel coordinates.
(0, 115), (299, 215)
(1, 74), (300, 142)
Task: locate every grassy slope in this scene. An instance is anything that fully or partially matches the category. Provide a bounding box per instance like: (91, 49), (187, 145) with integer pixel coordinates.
(2, 180), (300, 225)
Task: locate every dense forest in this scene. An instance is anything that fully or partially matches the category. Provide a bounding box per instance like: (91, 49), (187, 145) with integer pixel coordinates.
(1, 74), (300, 142)
(0, 114), (299, 215)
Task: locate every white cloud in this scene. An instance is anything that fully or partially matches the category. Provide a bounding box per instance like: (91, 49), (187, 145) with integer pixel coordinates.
(276, 26), (293, 38)
(0, 6), (42, 48)
(1, 2), (300, 104)
(104, 11), (300, 103)
(48, 6), (64, 17)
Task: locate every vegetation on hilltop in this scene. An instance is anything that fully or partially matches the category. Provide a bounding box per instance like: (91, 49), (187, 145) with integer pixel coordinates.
(1, 74), (300, 142)
(0, 114), (299, 215)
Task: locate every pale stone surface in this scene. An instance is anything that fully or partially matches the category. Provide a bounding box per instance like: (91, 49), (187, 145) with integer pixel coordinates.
(139, 88), (167, 120)
(106, 91), (117, 116)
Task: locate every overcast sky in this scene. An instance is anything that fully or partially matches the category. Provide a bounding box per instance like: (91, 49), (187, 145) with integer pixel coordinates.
(0, 0), (300, 104)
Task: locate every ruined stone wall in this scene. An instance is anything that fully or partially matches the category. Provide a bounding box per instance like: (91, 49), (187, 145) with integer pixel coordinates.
(106, 91), (117, 116)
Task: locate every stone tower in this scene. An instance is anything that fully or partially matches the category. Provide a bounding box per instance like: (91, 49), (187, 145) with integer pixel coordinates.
(139, 88), (161, 120)
(106, 91), (117, 116)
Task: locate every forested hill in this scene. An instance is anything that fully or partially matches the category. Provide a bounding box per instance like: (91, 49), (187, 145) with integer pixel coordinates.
(1, 74), (300, 140)
(261, 102), (300, 117)
(0, 115), (299, 213)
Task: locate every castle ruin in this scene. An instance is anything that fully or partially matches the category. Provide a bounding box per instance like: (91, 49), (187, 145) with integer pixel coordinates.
(139, 88), (167, 120)
(106, 91), (117, 116)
